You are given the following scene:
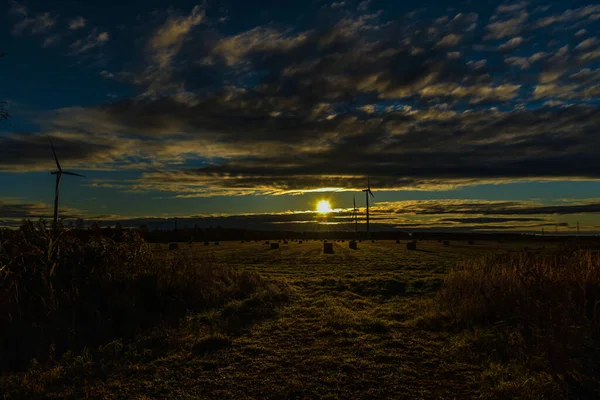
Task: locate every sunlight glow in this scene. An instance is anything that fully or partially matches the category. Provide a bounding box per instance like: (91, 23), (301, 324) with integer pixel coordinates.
(317, 200), (333, 214)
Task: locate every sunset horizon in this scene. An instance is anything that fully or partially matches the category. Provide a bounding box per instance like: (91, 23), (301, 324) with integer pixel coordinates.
(3, 0), (600, 233)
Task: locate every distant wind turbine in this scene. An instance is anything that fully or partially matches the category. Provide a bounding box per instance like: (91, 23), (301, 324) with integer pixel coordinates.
(362, 177), (374, 239)
(49, 136), (85, 224)
(352, 194), (358, 238)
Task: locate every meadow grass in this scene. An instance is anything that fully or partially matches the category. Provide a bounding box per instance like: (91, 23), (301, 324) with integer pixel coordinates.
(427, 249), (600, 398)
(3, 234), (596, 399)
(0, 221), (283, 373)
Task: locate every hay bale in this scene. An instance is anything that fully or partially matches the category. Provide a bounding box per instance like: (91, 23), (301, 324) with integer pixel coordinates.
(283, 240), (288, 244)
(265, 241), (270, 245)
(168, 243), (179, 250)
(323, 242), (334, 254)
(204, 241), (209, 246)
(443, 241), (450, 246)
(298, 240), (303, 244)
(271, 243), (280, 249)
(349, 240), (358, 250)
(396, 240), (401, 244)
(214, 241), (220, 246)
(406, 241), (417, 250)
(371, 240), (375, 243)
(468, 240), (475, 245)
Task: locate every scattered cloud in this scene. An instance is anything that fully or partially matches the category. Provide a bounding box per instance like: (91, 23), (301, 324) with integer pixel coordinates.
(498, 36), (525, 51)
(100, 70), (115, 79)
(147, 5), (204, 69)
(436, 33), (462, 47)
(4, 1), (600, 202)
(485, 11), (528, 39)
(496, 2), (529, 14)
(575, 37), (599, 51)
(12, 12), (57, 36)
(69, 16), (87, 30)
(69, 29), (110, 54)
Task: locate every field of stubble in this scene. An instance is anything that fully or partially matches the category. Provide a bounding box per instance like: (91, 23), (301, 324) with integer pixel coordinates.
(5, 238), (544, 399)
(128, 239), (520, 399)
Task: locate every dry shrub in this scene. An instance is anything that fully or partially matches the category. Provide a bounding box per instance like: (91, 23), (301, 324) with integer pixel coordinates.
(0, 220), (275, 371)
(437, 249), (600, 397)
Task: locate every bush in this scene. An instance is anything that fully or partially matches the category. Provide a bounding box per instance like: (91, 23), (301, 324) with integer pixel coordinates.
(0, 220), (273, 371)
(435, 249), (600, 397)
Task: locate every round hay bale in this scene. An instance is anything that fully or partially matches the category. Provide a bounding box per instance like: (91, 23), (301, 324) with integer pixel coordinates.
(323, 242), (334, 254)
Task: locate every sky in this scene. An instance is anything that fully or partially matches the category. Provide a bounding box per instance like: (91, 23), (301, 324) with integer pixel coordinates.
(2, 0), (600, 233)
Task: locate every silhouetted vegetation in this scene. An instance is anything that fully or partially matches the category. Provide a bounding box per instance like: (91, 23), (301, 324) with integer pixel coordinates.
(0, 220), (282, 372)
(430, 250), (600, 398)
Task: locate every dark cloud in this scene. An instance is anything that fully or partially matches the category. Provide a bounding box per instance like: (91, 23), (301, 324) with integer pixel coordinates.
(0, 134), (116, 172)
(3, 2), (600, 197)
(382, 200), (600, 216)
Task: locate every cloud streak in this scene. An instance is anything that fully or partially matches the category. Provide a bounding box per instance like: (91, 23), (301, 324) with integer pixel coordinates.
(4, 1), (600, 199)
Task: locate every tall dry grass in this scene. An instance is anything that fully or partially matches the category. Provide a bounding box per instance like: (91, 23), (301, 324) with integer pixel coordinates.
(437, 249), (600, 397)
(0, 220), (275, 371)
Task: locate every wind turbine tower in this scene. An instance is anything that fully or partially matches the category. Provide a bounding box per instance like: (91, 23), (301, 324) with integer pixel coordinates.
(49, 136), (86, 225)
(362, 177), (375, 239)
(353, 194), (358, 238)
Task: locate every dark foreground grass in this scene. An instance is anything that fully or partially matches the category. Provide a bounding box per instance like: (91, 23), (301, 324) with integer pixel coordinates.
(424, 249), (600, 398)
(6, 238), (593, 399)
(0, 221), (284, 373)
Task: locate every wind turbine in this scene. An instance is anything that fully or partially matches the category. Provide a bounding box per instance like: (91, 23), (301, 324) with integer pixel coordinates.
(352, 194), (358, 239)
(362, 177), (374, 239)
(49, 136), (85, 225)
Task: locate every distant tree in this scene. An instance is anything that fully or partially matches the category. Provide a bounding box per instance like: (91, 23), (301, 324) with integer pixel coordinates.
(76, 218), (85, 231)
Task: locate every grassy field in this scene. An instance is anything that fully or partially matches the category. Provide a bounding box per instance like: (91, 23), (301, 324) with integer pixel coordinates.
(3, 238), (596, 399)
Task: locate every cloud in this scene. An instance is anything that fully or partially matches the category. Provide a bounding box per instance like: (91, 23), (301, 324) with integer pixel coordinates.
(147, 5), (204, 69)
(0, 198), (88, 226)
(2, 197), (592, 232)
(575, 37), (599, 51)
(70, 29), (110, 54)
(496, 2), (528, 14)
(498, 36), (525, 51)
(4, 5), (600, 198)
(12, 12), (57, 35)
(210, 27), (309, 66)
(9, 1), (27, 16)
(485, 11), (528, 39)
(436, 33), (462, 47)
(100, 70), (115, 79)
(535, 5), (600, 29)
(42, 34), (61, 48)
(69, 16), (87, 30)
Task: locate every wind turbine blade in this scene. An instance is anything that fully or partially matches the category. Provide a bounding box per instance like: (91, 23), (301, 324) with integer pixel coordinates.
(48, 136), (62, 171)
(369, 190), (374, 198)
(62, 171), (86, 178)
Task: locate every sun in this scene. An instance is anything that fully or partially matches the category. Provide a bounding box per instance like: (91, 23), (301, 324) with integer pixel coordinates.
(317, 200), (332, 214)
